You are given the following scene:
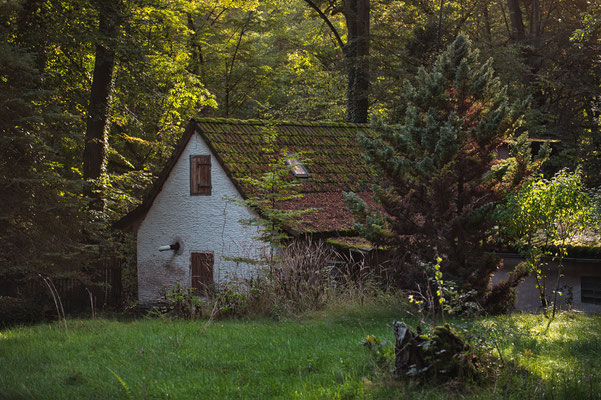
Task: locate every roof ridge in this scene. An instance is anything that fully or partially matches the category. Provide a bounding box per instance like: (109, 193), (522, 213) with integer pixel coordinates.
(193, 117), (369, 128)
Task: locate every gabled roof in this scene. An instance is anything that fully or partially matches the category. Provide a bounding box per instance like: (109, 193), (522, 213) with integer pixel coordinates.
(115, 118), (378, 235)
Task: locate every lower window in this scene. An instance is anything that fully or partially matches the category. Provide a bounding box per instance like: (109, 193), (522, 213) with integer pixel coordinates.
(191, 252), (214, 294)
(581, 276), (601, 305)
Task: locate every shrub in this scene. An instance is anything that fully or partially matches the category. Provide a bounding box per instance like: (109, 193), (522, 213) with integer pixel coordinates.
(496, 169), (601, 317)
(363, 322), (482, 384)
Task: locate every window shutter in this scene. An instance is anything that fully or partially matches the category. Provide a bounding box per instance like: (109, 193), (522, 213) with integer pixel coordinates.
(191, 252), (214, 294)
(190, 155), (211, 195)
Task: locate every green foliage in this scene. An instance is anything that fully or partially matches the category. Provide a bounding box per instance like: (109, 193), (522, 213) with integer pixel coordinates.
(492, 133), (550, 189)
(364, 322), (480, 383)
(571, 4), (601, 45)
(499, 169), (598, 249)
(0, 297), (45, 327)
(0, 16), (96, 295)
(360, 334), (393, 370)
(409, 258), (482, 327)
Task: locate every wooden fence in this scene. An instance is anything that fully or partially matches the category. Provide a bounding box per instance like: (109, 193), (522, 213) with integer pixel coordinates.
(2, 256), (124, 312)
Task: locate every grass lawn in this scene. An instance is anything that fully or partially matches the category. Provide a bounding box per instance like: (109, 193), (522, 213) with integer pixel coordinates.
(1, 304), (601, 399)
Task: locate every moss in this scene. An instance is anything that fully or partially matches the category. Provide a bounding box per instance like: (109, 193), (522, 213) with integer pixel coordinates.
(326, 238), (374, 251)
(195, 117), (365, 129)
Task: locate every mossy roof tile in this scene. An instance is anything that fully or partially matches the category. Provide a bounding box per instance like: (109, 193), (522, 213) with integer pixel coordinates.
(116, 118), (377, 234)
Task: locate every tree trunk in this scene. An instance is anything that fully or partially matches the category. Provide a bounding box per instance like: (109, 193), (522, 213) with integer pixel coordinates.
(187, 13), (204, 79)
(83, 1), (119, 204)
(483, 5), (492, 44)
(506, 0), (525, 41)
(531, 0), (540, 37)
(343, 0), (370, 123)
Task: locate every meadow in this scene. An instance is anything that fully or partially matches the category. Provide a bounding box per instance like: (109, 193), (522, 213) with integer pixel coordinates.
(1, 303), (601, 399)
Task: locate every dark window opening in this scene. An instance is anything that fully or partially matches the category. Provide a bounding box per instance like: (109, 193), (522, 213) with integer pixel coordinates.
(581, 276), (601, 305)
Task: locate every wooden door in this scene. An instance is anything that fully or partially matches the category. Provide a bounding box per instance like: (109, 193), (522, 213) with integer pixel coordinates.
(191, 252), (214, 294)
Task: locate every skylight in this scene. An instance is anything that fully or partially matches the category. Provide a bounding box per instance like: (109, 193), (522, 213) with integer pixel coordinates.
(285, 155), (310, 178)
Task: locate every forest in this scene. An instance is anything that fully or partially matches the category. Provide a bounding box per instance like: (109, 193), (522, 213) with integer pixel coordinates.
(1, 0), (601, 318)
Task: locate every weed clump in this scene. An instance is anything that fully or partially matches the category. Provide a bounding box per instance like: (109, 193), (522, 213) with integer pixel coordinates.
(158, 284), (203, 320)
(189, 240), (398, 319)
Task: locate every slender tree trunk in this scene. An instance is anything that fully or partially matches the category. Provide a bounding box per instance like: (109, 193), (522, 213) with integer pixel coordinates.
(483, 5), (492, 44)
(438, 0), (445, 47)
(506, 0), (525, 41)
(343, 0), (370, 123)
(187, 13), (205, 80)
(225, 60), (230, 118)
(223, 13), (251, 119)
(302, 0), (371, 123)
(550, 244), (567, 321)
(531, 0), (540, 37)
(83, 1), (120, 205)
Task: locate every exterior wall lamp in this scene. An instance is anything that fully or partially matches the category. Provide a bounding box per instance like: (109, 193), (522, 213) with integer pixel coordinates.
(159, 242), (180, 252)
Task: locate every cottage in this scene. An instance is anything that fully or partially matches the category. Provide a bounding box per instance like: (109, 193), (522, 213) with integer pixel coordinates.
(115, 118), (377, 306)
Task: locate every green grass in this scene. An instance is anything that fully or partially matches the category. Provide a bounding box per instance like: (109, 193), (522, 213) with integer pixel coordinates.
(1, 305), (601, 399)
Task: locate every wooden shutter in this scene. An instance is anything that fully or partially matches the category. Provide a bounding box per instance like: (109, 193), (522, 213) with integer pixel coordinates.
(190, 155), (211, 195)
(191, 252), (214, 294)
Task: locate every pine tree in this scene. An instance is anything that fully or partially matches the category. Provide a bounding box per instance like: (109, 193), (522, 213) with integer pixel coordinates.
(345, 35), (548, 306)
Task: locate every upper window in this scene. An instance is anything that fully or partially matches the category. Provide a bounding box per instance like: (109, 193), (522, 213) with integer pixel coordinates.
(190, 155), (211, 195)
(285, 155), (310, 178)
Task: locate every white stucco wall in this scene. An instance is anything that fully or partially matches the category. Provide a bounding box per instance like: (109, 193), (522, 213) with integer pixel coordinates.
(136, 131), (267, 305)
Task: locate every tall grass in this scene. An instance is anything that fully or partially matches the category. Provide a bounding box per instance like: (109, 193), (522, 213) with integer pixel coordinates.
(202, 240), (398, 319)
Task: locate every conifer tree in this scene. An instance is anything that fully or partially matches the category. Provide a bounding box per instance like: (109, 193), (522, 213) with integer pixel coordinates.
(345, 35), (548, 306)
